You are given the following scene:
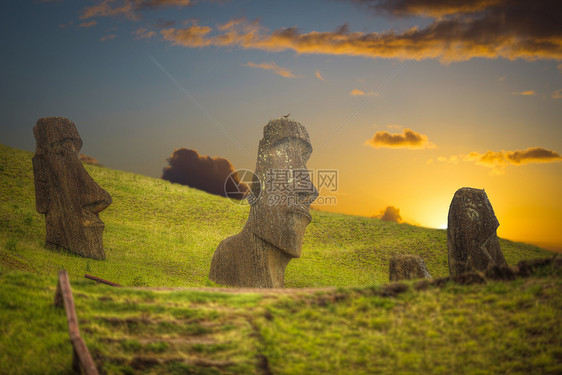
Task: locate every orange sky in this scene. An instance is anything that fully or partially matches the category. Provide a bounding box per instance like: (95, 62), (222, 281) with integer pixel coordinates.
(310, 123), (562, 252)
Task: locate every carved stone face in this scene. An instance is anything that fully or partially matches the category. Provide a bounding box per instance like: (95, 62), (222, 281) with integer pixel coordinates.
(32, 117), (112, 259)
(248, 119), (319, 258)
(447, 187), (507, 275)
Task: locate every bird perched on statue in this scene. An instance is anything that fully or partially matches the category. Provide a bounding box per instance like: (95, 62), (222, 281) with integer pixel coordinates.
(283, 113), (290, 118)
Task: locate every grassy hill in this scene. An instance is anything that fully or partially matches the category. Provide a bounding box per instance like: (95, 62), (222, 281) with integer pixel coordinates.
(1, 143), (560, 374)
(1, 259), (561, 374)
(0, 143), (551, 288)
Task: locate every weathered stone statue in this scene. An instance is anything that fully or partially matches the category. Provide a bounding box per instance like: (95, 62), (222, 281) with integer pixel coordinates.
(389, 254), (431, 281)
(447, 187), (507, 275)
(32, 117), (112, 260)
(210, 118), (318, 287)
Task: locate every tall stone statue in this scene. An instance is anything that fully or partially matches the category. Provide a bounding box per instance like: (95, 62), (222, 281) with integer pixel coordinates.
(210, 118), (318, 287)
(447, 187), (507, 275)
(32, 117), (112, 260)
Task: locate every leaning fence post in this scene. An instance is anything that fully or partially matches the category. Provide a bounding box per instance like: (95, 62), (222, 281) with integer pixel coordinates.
(54, 270), (100, 375)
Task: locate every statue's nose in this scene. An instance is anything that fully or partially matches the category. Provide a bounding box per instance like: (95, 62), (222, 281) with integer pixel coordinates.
(81, 179), (112, 213)
(307, 184), (319, 204)
(296, 180), (319, 205)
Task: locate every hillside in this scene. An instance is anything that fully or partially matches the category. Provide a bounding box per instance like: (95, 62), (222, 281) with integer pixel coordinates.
(1, 258), (561, 374)
(1, 143), (560, 374)
(0, 143), (552, 288)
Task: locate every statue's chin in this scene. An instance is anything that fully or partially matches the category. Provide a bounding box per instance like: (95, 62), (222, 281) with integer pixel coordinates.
(251, 211), (309, 258)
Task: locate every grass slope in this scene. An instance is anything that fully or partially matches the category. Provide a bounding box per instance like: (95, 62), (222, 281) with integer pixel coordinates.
(1, 143), (560, 374)
(0, 143), (552, 288)
(1, 261), (561, 374)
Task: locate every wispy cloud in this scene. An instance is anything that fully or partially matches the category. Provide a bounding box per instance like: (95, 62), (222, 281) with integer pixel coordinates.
(349, 88), (377, 96)
(100, 34), (117, 41)
(244, 61), (297, 78)
(160, 21), (212, 46)
(315, 70), (326, 81)
(160, 0), (562, 63)
(512, 90), (537, 96)
(133, 27), (156, 39)
(81, 0), (138, 20)
(78, 20), (98, 28)
(80, 0), (193, 21)
(366, 128), (435, 149)
(437, 147), (562, 175)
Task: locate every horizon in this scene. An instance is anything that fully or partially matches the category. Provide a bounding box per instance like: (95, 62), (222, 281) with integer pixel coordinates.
(1, 0), (561, 252)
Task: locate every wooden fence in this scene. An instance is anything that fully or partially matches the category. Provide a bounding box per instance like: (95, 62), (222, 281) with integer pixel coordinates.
(54, 270), (99, 375)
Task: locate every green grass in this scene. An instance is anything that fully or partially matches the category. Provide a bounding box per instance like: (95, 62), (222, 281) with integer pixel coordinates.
(1, 261), (561, 374)
(0, 143), (552, 288)
(0, 142), (561, 374)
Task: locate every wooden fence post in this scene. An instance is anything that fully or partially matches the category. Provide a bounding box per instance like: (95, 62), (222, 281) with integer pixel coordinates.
(54, 270), (100, 375)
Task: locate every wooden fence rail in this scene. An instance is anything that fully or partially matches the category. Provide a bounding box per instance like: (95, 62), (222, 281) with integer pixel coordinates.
(54, 270), (99, 375)
(84, 273), (122, 287)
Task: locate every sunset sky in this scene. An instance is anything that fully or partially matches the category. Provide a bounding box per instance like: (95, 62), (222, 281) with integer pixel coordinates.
(1, 0), (561, 251)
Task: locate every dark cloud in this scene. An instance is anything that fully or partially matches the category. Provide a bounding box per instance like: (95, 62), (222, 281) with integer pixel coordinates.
(437, 147), (562, 174)
(161, 0), (562, 62)
(349, 0), (502, 17)
(79, 153), (100, 165)
(366, 128), (434, 149)
(374, 206), (403, 223)
(141, 0), (192, 8)
(161, 148), (248, 198)
(465, 147), (562, 174)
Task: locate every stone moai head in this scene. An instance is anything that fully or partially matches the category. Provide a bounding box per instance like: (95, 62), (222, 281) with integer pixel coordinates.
(32, 117), (112, 259)
(247, 118), (319, 258)
(447, 187), (507, 275)
(209, 118), (318, 287)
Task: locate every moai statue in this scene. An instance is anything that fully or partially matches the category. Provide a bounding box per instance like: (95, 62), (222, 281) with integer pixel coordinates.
(447, 187), (507, 275)
(210, 118), (319, 287)
(389, 254), (431, 282)
(32, 117), (112, 260)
